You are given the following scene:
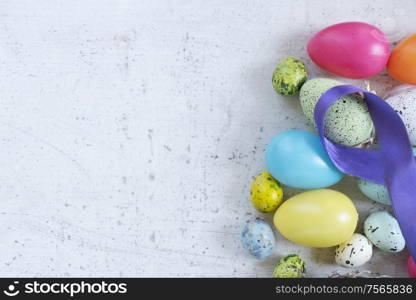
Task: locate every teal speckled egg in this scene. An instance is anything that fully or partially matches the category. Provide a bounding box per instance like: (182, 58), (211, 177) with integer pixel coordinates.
(299, 78), (373, 146)
(364, 211), (405, 253)
(358, 179), (391, 205)
(272, 57), (308, 96)
(272, 254), (306, 278)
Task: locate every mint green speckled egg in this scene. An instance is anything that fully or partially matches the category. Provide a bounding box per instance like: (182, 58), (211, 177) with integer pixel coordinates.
(358, 179), (391, 205)
(272, 57), (308, 96)
(364, 211), (405, 252)
(299, 78), (373, 146)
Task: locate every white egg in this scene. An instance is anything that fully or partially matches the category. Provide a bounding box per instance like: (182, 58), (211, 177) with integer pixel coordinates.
(335, 233), (372, 268)
(386, 87), (416, 145)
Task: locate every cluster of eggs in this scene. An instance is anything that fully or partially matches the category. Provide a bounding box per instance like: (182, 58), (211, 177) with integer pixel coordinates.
(241, 22), (416, 278)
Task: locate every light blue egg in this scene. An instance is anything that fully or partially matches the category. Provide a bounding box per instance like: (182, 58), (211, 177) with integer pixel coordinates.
(358, 179), (391, 205)
(241, 219), (275, 260)
(265, 130), (343, 189)
(364, 211), (405, 252)
(357, 147), (416, 205)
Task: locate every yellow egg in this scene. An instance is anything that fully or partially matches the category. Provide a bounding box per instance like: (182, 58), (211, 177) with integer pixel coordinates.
(250, 172), (283, 213)
(273, 189), (358, 247)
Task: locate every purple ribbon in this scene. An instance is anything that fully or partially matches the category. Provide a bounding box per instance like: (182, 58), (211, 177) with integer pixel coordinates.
(314, 85), (416, 261)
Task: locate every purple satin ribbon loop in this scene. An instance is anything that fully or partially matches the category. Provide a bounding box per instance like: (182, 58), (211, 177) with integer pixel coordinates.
(314, 85), (416, 261)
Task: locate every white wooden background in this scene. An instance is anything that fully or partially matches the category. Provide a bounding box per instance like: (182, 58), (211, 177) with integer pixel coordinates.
(0, 0), (414, 277)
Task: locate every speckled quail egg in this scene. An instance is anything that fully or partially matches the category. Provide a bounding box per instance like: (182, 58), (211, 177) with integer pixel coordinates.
(273, 254), (306, 278)
(386, 87), (416, 146)
(241, 218), (275, 260)
(364, 211), (405, 253)
(335, 233), (373, 268)
(250, 172), (283, 213)
(272, 57), (308, 96)
(357, 179), (391, 205)
(299, 78), (373, 146)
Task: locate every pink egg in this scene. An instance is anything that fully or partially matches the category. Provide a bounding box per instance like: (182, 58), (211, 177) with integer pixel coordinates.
(307, 22), (391, 79)
(408, 256), (416, 278)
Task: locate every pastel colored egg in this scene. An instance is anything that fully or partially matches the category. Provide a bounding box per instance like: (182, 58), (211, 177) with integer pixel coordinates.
(357, 179), (391, 205)
(250, 172), (283, 213)
(265, 130), (343, 189)
(308, 22), (390, 79)
(272, 57), (308, 96)
(241, 219), (275, 260)
(364, 211), (405, 253)
(274, 189), (358, 248)
(408, 256), (416, 278)
(300, 78), (373, 146)
(335, 233), (373, 268)
(386, 88), (416, 145)
(273, 254), (305, 278)
(387, 34), (416, 85)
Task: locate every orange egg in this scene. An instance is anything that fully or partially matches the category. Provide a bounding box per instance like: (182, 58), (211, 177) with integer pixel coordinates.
(387, 34), (416, 84)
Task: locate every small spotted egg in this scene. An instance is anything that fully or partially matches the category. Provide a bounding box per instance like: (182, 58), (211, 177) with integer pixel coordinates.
(357, 179), (391, 205)
(272, 57), (308, 96)
(241, 218), (275, 260)
(364, 211), (405, 252)
(335, 233), (372, 268)
(273, 254), (305, 278)
(250, 172), (283, 213)
(386, 88), (416, 145)
(299, 78), (373, 146)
